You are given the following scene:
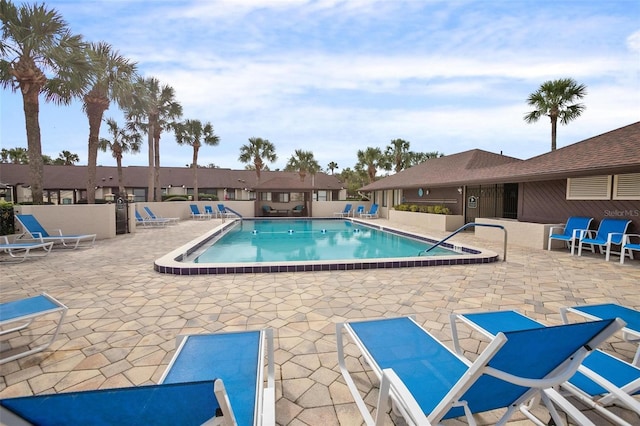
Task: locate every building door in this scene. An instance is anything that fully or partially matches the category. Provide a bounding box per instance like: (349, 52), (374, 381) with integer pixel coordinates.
(502, 183), (518, 219)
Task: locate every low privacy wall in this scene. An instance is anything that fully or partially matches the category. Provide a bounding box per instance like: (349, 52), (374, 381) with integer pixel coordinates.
(14, 204), (116, 240)
(475, 218), (562, 250)
(388, 209), (464, 232)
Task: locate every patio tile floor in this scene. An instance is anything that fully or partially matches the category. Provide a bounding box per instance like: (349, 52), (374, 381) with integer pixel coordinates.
(1, 218), (639, 425)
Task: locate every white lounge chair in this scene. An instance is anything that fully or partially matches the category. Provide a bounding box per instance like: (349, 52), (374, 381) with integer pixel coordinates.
(548, 216), (593, 255)
(451, 309), (640, 425)
(0, 293), (67, 364)
(135, 210), (170, 227)
(1, 329), (275, 425)
(15, 214), (96, 249)
(190, 204), (211, 220)
(0, 236), (53, 263)
(337, 315), (623, 425)
(143, 206), (179, 224)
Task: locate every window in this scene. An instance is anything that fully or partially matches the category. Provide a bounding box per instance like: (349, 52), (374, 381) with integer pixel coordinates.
(273, 192), (289, 202)
(316, 190), (327, 201)
(613, 173), (640, 200)
(566, 176), (611, 200)
(260, 192), (272, 201)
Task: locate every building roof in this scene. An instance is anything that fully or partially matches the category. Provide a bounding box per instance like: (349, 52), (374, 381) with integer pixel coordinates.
(361, 121), (640, 190)
(0, 164), (343, 191)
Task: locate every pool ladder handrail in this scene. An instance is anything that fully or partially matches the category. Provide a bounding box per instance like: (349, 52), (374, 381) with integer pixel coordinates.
(419, 222), (507, 261)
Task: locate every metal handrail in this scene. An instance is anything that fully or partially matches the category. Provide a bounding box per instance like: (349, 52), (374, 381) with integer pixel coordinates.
(419, 222), (507, 261)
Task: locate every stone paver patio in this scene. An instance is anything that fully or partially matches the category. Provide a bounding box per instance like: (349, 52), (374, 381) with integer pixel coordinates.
(1, 218), (639, 425)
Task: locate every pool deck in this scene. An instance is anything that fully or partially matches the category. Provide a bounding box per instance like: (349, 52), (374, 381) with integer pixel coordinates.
(1, 218), (639, 425)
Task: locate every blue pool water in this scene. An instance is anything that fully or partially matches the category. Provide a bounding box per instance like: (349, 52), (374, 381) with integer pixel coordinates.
(193, 219), (457, 263)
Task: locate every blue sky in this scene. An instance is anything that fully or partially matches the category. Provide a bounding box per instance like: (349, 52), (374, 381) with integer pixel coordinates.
(1, 0), (639, 173)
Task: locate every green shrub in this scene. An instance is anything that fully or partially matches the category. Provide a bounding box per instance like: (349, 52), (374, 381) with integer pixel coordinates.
(393, 203), (453, 215)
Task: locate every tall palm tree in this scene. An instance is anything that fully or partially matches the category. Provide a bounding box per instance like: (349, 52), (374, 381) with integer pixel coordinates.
(356, 147), (383, 184)
(384, 138), (411, 173)
(174, 119), (219, 201)
(55, 150), (79, 165)
(83, 42), (137, 203)
(0, 0), (90, 204)
(327, 161), (338, 175)
(125, 77), (182, 201)
(5, 147), (29, 164)
(524, 78), (587, 151)
(238, 137), (277, 181)
(99, 118), (141, 195)
(285, 149), (320, 182)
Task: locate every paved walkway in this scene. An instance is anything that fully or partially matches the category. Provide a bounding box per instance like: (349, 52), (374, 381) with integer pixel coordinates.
(1, 218), (639, 425)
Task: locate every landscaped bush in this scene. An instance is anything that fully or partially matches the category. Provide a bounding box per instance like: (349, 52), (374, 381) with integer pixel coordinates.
(393, 204), (452, 215)
(0, 201), (14, 235)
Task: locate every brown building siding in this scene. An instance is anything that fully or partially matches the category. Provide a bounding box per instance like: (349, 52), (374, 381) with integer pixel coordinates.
(519, 180), (640, 233)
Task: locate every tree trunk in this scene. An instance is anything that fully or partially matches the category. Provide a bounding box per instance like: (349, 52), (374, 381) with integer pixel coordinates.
(154, 131), (161, 202)
(147, 123), (154, 202)
(550, 115), (558, 151)
(192, 145), (199, 201)
(116, 154), (125, 195)
(22, 88), (44, 204)
(85, 98), (108, 204)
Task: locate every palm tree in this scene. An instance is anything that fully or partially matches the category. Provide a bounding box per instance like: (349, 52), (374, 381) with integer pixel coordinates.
(327, 161), (338, 175)
(83, 42), (137, 203)
(356, 147), (384, 184)
(524, 78), (587, 151)
(285, 149), (320, 182)
(55, 150), (79, 165)
(4, 147), (29, 164)
(384, 138), (411, 173)
(174, 119), (219, 201)
(238, 137), (277, 181)
(125, 77), (182, 201)
(0, 0), (90, 204)
(99, 118), (141, 195)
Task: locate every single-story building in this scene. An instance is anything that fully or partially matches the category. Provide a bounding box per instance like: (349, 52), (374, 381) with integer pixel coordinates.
(360, 121), (640, 247)
(0, 165), (346, 216)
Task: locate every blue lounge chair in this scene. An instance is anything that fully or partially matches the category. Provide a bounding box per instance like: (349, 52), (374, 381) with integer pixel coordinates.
(360, 203), (378, 219)
(578, 218), (632, 261)
(333, 203), (352, 217)
(561, 303), (640, 367)
(15, 214), (96, 249)
(337, 315), (623, 425)
(143, 206), (179, 224)
(548, 216), (593, 255)
(451, 310), (640, 425)
(354, 205), (365, 217)
(0, 236), (53, 263)
(1, 329), (275, 425)
(0, 293), (67, 364)
(621, 234), (640, 265)
(216, 203), (235, 218)
(135, 210), (170, 227)
(189, 204), (211, 220)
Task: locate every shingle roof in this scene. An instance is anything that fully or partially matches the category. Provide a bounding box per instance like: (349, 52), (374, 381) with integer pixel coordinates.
(361, 121), (640, 190)
(0, 164), (343, 191)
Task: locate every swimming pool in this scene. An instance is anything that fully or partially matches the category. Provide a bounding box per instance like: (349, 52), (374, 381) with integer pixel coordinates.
(155, 218), (499, 275)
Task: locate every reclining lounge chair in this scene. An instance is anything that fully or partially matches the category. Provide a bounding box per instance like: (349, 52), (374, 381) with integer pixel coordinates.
(333, 204), (352, 217)
(0, 329), (275, 425)
(0, 293), (67, 364)
(451, 309), (640, 425)
(359, 203), (378, 219)
(143, 206), (179, 224)
(135, 210), (170, 227)
(561, 303), (640, 367)
(0, 236), (53, 263)
(15, 214), (96, 249)
(337, 315), (623, 425)
(621, 234), (640, 265)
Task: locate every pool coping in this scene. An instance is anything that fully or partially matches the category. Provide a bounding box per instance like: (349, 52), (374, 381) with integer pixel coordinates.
(154, 218), (500, 275)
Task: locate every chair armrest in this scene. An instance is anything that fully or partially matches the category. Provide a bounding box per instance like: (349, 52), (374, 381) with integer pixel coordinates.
(581, 230), (596, 239)
(623, 234), (640, 244)
(379, 368), (432, 425)
(571, 228), (588, 240)
(606, 232), (624, 244)
(548, 225), (565, 237)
